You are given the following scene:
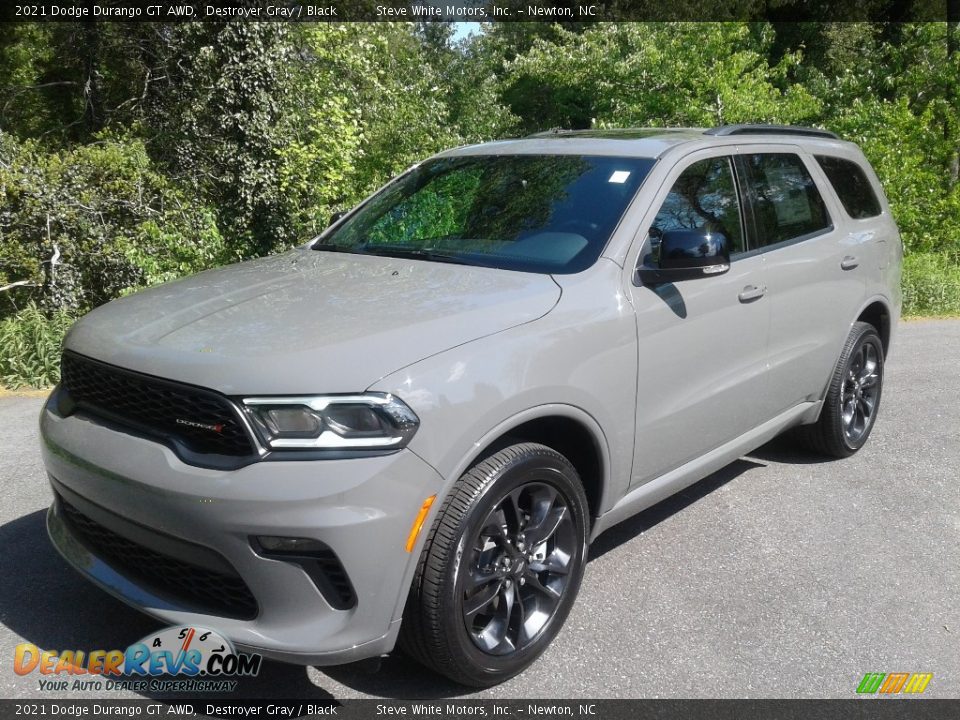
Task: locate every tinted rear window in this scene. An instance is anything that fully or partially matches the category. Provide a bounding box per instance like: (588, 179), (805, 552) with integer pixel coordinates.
(815, 155), (882, 219)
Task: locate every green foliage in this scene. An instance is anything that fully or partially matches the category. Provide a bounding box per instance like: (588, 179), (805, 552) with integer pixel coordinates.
(120, 213), (226, 288)
(0, 130), (224, 316)
(277, 23), (518, 241)
(152, 23), (296, 258)
(0, 303), (73, 388)
(903, 252), (960, 316)
(423, 25), (519, 143)
(326, 24), (463, 191)
(0, 24), (174, 143)
(502, 23), (821, 131)
(0, 24), (58, 138)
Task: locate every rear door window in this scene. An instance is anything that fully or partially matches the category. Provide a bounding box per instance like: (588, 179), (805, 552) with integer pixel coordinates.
(814, 155), (882, 219)
(739, 153), (831, 248)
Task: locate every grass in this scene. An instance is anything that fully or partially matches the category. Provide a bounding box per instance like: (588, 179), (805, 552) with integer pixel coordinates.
(902, 252), (960, 317)
(0, 304), (73, 390)
(0, 385), (51, 398)
(903, 315), (960, 320)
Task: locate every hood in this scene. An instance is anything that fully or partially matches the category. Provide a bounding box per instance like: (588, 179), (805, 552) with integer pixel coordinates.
(65, 249), (561, 395)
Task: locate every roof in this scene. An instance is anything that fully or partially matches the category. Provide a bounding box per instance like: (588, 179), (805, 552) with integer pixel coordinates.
(528, 128), (707, 140)
(437, 125), (847, 161)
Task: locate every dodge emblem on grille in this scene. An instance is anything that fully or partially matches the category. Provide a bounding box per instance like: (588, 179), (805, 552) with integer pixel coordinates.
(176, 418), (224, 433)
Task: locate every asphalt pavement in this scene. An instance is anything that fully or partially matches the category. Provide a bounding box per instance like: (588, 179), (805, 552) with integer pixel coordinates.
(1, 320), (957, 700)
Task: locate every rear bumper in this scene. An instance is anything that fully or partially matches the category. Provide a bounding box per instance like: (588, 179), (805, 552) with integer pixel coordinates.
(40, 392), (445, 665)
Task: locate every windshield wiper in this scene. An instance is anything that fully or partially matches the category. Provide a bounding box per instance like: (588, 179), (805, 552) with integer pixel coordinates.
(314, 241), (471, 265)
(360, 245), (470, 265)
(311, 242), (354, 253)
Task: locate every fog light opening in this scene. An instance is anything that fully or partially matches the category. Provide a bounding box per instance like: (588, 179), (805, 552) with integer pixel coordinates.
(252, 535), (356, 610)
(255, 536), (328, 555)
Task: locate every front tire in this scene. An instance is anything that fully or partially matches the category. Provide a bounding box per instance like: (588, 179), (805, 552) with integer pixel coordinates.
(400, 443), (589, 687)
(797, 321), (885, 458)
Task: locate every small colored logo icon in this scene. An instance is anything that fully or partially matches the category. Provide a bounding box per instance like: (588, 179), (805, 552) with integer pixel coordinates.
(856, 672), (932, 695)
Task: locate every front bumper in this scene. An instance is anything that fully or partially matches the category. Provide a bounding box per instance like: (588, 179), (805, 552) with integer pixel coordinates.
(40, 394), (444, 665)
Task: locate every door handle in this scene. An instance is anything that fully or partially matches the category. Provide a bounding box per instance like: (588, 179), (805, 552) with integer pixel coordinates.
(738, 284), (766, 303)
(840, 255), (859, 270)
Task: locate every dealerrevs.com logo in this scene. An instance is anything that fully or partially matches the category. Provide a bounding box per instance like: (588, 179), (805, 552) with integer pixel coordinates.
(14, 626), (262, 693)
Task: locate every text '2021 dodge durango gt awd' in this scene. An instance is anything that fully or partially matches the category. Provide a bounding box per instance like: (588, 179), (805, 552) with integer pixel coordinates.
(41, 125), (902, 686)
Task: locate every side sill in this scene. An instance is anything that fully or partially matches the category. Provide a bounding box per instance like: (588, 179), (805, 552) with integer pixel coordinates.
(589, 401), (818, 542)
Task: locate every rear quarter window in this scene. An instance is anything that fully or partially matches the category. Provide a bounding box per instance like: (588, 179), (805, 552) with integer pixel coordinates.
(814, 155), (883, 219)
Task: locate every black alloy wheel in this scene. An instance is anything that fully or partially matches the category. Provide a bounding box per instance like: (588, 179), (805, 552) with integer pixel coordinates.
(461, 481), (577, 656)
(839, 339), (882, 446)
(400, 442), (589, 687)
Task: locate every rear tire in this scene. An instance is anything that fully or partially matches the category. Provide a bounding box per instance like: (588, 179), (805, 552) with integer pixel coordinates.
(400, 443), (589, 687)
(796, 321), (884, 458)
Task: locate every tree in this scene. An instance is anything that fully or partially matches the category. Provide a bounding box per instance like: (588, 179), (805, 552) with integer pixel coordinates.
(0, 131), (222, 316)
(501, 23), (821, 132)
(0, 23), (172, 145)
(149, 23), (295, 258)
(284, 22), (512, 237)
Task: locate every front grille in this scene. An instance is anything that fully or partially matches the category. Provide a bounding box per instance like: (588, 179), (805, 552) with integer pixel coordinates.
(60, 352), (255, 458)
(60, 497), (258, 619)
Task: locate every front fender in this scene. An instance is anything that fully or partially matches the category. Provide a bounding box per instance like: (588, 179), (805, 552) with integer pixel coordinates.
(366, 263), (638, 625)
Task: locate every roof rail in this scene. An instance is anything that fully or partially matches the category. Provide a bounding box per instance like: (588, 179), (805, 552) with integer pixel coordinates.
(528, 127), (567, 137)
(705, 124), (839, 140)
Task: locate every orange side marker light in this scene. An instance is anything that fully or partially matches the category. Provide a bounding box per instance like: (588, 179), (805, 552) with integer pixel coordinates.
(405, 495), (437, 552)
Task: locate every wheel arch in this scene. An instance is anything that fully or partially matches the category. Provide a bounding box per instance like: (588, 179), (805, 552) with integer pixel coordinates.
(441, 405), (611, 526)
(390, 404), (611, 639)
(809, 295), (893, 423)
(854, 297), (892, 358)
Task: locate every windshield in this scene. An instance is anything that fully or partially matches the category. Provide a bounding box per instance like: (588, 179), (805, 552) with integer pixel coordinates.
(313, 154), (655, 274)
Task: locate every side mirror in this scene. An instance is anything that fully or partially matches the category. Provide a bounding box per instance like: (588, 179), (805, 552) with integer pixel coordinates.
(329, 210), (347, 227)
(638, 228), (731, 285)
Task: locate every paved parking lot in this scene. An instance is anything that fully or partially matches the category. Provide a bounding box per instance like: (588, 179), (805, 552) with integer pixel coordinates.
(1, 320), (958, 699)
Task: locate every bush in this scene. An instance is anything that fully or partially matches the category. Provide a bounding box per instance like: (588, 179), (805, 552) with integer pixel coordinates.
(0, 131), (226, 320)
(0, 304), (73, 388)
(902, 252), (960, 317)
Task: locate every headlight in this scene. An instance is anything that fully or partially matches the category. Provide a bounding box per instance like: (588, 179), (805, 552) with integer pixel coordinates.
(242, 394), (419, 450)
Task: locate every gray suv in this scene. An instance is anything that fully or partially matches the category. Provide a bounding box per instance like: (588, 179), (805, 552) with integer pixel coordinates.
(41, 125), (902, 686)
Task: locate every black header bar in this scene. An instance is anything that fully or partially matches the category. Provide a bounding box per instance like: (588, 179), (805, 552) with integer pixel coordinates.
(1, 0), (956, 23)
